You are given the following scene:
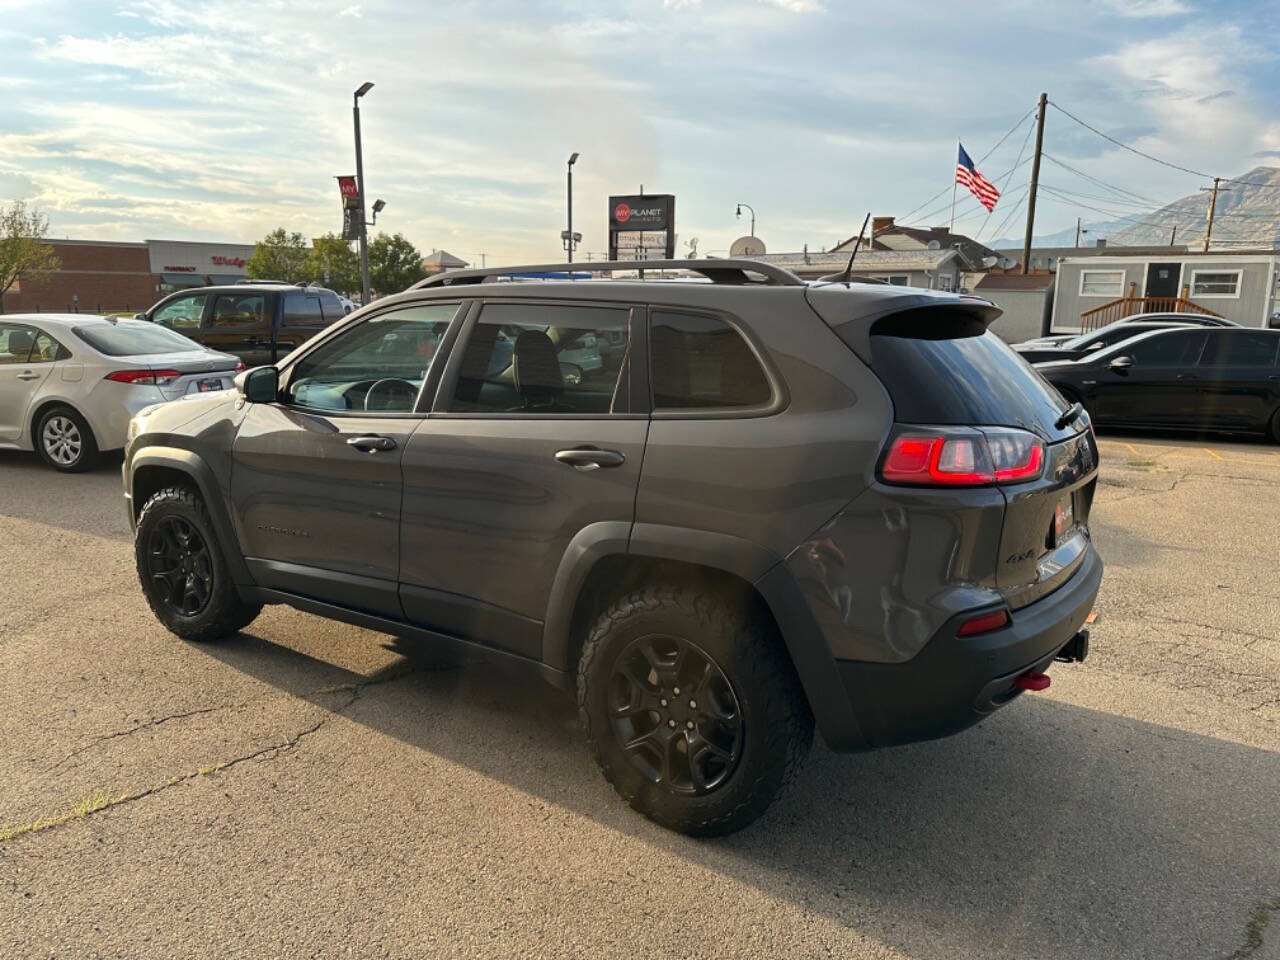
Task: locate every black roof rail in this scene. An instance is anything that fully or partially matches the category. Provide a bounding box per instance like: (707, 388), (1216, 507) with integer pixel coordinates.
(410, 258), (806, 289)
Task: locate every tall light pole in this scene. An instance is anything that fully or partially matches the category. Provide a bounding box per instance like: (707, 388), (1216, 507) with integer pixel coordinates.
(564, 152), (580, 263)
(735, 202), (756, 237)
(353, 81), (374, 303)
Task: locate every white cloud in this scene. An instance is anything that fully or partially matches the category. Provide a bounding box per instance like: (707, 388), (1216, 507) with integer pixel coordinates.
(338, 4), (361, 16)
(1097, 0), (1191, 17)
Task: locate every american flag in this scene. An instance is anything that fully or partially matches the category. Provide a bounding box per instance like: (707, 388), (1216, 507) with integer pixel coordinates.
(956, 143), (1000, 211)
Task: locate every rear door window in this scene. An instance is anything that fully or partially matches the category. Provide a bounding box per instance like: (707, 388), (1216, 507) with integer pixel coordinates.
(209, 292), (267, 329)
(649, 311), (771, 410)
(447, 303), (631, 415)
(867, 313), (1070, 436)
(1198, 331), (1280, 367)
(317, 291), (346, 323)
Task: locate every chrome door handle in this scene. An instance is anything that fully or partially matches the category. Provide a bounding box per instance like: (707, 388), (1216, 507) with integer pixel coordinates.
(347, 435), (397, 452)
(16, 371), (40, 381)
(555, 447), (625, 470)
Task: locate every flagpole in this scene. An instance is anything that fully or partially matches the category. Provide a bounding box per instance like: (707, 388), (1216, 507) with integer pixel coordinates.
(949, 140), (958, 232)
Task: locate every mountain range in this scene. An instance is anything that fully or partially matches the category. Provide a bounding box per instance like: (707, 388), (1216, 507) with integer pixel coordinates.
(991, 165), (1280, 251)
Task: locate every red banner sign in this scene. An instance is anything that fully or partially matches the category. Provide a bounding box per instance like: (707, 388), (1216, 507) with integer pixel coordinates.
(337, 175), (359, 199)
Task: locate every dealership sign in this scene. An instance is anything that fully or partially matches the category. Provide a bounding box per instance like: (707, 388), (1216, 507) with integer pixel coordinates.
(608, 193), (675, 261)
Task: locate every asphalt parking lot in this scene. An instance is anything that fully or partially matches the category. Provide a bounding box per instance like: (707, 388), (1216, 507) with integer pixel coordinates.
(1, 435), (1278, 960)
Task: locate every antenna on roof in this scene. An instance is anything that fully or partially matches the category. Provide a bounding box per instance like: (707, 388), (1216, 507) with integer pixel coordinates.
(838, 212), (871, 285)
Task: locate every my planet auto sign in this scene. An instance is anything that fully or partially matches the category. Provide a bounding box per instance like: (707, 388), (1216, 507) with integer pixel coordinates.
(609, 193), (675, 260)
(609, 195), (671, 231)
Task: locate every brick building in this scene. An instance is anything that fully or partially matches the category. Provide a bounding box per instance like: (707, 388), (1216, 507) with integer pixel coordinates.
(1, 237), (257, 315)
(2, 239), (157, 314)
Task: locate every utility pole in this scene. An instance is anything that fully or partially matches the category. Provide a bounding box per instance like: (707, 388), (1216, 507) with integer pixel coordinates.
(477, 253), (487, 267)
(1075, 217), (1081, 248)
(1170, 225), (1176, 247)
(353, 82), (374, 303)
(1201, 177), (1222, 253)
(1021, 92), (1047, 275)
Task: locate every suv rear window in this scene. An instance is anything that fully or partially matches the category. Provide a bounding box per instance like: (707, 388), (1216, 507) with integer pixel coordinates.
(868, 313), (1069, 434)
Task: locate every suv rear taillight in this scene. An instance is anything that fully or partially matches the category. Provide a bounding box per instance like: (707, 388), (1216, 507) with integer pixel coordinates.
(880, 429), (1045, 487)
(105, 369), (182, 386)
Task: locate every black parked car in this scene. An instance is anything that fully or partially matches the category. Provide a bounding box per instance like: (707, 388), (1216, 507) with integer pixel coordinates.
(138, 283), (349, 367)
(1039, 327), (1280, 441)
(123, 259), (1101, 835)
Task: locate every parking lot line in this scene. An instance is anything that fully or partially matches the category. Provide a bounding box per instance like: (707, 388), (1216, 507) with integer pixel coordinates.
(1204, 448), (1225, 461)
(1125, 443), (1140, 455)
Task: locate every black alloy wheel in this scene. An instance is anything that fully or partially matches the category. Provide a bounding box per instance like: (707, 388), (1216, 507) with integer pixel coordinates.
(609, 633), (744, 795)
(145, 516), (213, 617)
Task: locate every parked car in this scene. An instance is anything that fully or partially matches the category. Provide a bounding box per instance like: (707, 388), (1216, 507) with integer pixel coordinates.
(1016, 313), (1239, 353)
(137, 283), (347, 367)
(0, 315), (240, 472)
(123, 260), (1101, 835)
(1016, 320), (1205, 363)
(1038, 326), (1280, 441)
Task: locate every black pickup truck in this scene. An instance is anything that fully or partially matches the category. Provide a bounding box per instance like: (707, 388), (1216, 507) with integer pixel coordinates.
(138, 283), (350, 366)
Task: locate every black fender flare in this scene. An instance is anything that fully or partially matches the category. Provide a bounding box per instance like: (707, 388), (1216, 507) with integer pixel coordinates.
(128, 446), (255, 587)
(541, 521), (865, 751)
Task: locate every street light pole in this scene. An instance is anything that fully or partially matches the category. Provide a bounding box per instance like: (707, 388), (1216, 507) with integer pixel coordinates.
(566, 152), (579, 263)
(353, 82), (374, 303)
(736, 202), (756, 237)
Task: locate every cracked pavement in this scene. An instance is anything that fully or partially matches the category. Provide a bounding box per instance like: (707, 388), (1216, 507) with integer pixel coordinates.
(1, 435), (1278, 960)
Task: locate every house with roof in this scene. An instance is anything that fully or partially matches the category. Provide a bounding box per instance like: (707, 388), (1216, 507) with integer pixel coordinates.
(421, 249), (469, 276)
(754, 247), (972, 289)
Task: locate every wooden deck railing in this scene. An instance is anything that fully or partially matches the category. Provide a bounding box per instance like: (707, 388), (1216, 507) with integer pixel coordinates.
(1079, 291), (1221, 333)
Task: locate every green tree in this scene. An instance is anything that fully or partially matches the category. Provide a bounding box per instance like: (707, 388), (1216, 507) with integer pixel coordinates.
(308, 233), (360, 294)
(0, 201), (61, 313)
(246, 228), (311, 283)
(369, 231), (426, 295)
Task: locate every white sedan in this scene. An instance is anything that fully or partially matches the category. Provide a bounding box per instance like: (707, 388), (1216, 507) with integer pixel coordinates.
(0, 314), (241, 472)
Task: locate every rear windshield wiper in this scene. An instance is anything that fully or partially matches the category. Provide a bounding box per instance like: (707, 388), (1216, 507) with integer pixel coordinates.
(1055, 402), (1084, 431)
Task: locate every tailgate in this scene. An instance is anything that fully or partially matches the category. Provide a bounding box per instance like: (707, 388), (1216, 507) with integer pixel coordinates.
(993, 426), (1098, 608)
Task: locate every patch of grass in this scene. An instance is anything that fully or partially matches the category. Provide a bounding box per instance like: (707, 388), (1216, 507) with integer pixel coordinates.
(1230, 896), (1280, 959)
(1127, 459), (1157, 468)
(0, 789), (115, 843)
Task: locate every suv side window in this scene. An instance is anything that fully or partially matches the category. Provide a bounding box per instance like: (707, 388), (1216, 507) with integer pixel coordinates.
(283, 291), (325, 327)
(152, 293), (206, 330)
(286, 303), (459, 412)
(1125, 331), (1207, 366)
(316, 291), (346, 323)
(448, 303), (631, 415)
(209, 292), (267, 328)
(650, 310), (771, 410)
(1199, 331), (1280, 367)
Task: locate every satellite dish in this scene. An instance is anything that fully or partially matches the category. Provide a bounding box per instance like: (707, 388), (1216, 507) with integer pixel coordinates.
(927, 239), (942, 250)
(981, 255), (999, 268)
(730, 235), (766, 257)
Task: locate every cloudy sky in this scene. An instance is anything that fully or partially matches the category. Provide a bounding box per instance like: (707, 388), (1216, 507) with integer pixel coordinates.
(1, 0), (1278, 263)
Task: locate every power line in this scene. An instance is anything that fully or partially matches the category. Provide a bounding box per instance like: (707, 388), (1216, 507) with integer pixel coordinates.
(897, 104), (1038, 222)
(1040, 153), (1165, 207)
(976, 117), (1037, 241)
(1048, 100), (1280, 189)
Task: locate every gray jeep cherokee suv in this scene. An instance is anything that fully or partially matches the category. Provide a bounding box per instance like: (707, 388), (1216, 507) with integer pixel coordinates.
(124, 258), (1102, 836)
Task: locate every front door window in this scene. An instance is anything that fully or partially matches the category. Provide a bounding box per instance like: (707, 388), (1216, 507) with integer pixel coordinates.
(286, 303), (459, 413)
(153, 294), (207, 330)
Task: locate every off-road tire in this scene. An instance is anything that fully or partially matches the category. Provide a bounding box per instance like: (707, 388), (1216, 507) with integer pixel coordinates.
(578, 583), (813, 836)
(135, 486), (261, 642)
(34, 405), (98, 473)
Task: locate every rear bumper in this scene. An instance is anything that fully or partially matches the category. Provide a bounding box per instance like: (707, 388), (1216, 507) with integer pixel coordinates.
(834, 543), (1102, 750)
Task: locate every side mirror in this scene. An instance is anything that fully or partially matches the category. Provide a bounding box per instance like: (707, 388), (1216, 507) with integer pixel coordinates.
(559, 362), (584, 386)
(134, 313), (148, 322)
(1109, 356), (1133, 372)
(235, 366), (279, 403)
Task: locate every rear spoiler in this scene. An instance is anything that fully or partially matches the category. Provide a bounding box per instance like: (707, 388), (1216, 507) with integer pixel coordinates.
(805, 285), (1002, 364)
